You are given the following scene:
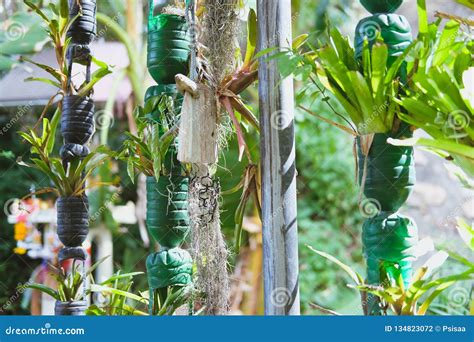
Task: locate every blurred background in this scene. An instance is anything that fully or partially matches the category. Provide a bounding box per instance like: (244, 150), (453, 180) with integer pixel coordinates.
(0, 0), (472, 315)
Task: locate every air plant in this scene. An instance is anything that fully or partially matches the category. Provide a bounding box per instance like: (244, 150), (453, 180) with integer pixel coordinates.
(388, 17), (474, 176)
(114, 94), (178, 182)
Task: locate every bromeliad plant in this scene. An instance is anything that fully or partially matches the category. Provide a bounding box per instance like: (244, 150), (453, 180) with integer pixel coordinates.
(388, 15), (474, 176)
(25, 256), (108, 303)
(308, 246), (474, 315)
(316, 28), (411, 135)
(269, 27), (412, 136)
(87, 270), (148, 316)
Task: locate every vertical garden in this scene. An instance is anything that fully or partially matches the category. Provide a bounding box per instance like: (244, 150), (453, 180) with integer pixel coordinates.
(0, 0), (472, 316)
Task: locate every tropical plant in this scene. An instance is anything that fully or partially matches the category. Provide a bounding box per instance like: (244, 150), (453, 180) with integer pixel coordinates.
(388, 16), (474, 176)
(87, 271), (194, 316)
(21, 0), (111, 112)
(113, 94), (178, 182)
(265, 27), (412, 136)
(24, 256), (109, 302)
(17, 109), (110, 197)
(308, 245), (474, 315)
(87, 270), (148, 316)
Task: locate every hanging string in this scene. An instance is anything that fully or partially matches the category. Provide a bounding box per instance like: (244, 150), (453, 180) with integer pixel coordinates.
(185, 0), (198, 81)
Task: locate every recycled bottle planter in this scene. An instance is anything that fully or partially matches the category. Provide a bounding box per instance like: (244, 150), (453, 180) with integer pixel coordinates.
(54, 300), (87, 316)
(354, 13), (412, 68)
(360, 0), (404, 14)
(145, 85), (184, 175)
(67, 0), (97, 44)
(357, 131), (415, 212)
(145, 84), (184, 122)
(146, 176), (189, 249)
(61, 95), (95, 144)
(56, 196), (89, 247)
(147, 13), (190, 84)
(147, 248), (193, 289)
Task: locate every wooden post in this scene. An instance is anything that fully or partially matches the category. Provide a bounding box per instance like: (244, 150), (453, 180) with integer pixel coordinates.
(257, 0), (300, 315)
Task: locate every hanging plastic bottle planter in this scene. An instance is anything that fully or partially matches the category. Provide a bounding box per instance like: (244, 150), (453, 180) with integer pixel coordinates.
(61, 95), (95, 145)
(354, 0), (418, 315)
(147, 1), (190, 84)
(143, 1), (194, 314)
(54, 300), (88, 316)
(56, 196), (89, 247)
(146, 176), (190, 248)
(52, 0), (97, 316)
(357, 131), (415, 212)
(67, 0), (97, 45)
(359, 0), (403, 14)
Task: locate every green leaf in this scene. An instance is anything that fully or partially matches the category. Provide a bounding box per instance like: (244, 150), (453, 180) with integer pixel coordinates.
(20, 56), (62, 82)
(90, 284), (147, 303)
(46, 108), (61, 155)
(100, 272), (144, 285)
(127, 158), (135, 183)
(243, 9), (257, 67)
(388, 137), (474, 160)
(456, 218), (474, 251)
(24, 77), (61, 89)
(25, 283), (60, 300)
(307, 245), (364, 285)
(417, 0), (428, 34)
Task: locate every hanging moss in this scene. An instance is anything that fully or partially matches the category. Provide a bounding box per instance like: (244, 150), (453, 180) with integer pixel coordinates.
(357, 130), (415, 212)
